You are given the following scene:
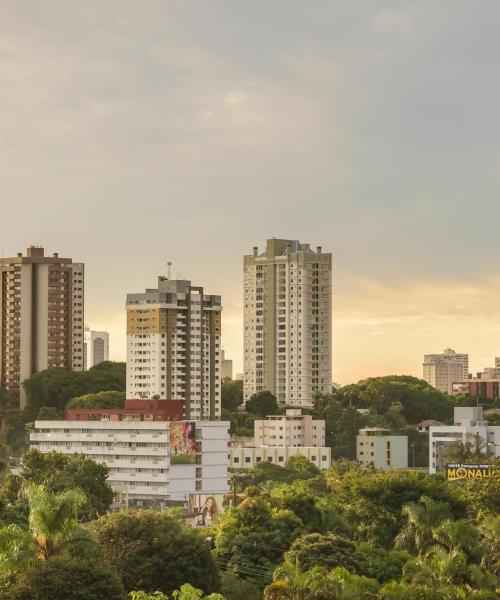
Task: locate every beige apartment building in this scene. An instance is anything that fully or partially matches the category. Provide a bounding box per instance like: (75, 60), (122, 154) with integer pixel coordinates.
(243, 239), (332, 407)
(254, 408), (325, 447)
(423, 348), (469, 394)
(356, 428), (408, 470)
(0, 246), (84, 408)
(126, 277), (222, 420)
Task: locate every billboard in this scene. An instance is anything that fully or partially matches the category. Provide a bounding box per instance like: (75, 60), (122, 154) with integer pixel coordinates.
(446, 464), (494, 481)
(170, 421), (196, 464)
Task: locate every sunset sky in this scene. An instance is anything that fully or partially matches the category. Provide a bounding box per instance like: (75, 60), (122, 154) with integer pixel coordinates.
(2, 1), (500, 384)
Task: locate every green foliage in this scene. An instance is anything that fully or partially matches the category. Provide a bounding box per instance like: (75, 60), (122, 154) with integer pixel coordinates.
(2, 557), (126, 600)
(66, 390), (125, 409)
(221, 380), (243, 412)
(245, 391), (278, 417)
(219, 570), (261, 600)
(20, 449), (114, 520)
(0, 484), (100, 583)
(23, 361), (126, 414)
(36, 406), (64, 420)
(91, 509), (220, 595)
(215, 496), (303, 586)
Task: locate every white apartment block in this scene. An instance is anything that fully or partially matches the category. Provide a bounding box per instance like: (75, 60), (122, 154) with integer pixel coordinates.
(357, 428), (408, 470)
(0, 246), (84, 409)
(254, 409), (325, 447)
(220, 349), (233, 381)
(230, 445), (331, 470)
(84, 327), (109, 369)
(429, 407), (500, 473)
(30, 419), (230, 506)
(126, 277), (222, 420)
(423, 348), (469, 394)
(244, 239), (332, 407)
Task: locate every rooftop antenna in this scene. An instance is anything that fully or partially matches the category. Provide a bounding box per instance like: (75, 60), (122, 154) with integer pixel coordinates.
(167, 261), (172, 279)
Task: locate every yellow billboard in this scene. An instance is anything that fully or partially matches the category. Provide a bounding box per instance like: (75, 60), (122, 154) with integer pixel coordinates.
(446, 463), (494, 481)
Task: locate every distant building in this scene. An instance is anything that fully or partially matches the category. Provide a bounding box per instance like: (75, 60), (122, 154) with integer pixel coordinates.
(429, 406), (500, 473)
(230, 407), (330, 469)
(230, 446), (331, 470)
(126, 276), (222, 420)
(356, 428), (408, 470)
(220, 349), (233, 381)
(30, 400), (230, 507)
(452, 358), (500, 400)
(0, 246), (84, 408)
(243, 238), (332, 407)
(84, 327), (109, 369)
(254, 409), (325, 447)
(423, 348), (469, 394)
(416, 419), (444, 433)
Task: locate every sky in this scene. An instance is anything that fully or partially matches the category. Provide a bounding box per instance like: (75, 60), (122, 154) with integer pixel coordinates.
(1, 1), (500, 384)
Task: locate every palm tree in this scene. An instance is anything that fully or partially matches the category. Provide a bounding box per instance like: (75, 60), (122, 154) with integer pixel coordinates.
(395, 495), (452, 556)
(0, 483), (99, 581)
(264, 559), (327, 600)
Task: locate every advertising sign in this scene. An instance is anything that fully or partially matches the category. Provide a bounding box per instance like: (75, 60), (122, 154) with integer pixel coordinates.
(446, 464), (494, 481)
(170, 421), (196, 464)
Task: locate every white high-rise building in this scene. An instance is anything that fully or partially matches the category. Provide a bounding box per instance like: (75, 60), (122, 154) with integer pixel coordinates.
(84, 327), (109, 369)
(423, 348), (469, 394)
(0, 246), (84, 409)
(254, 409), (326, 447)
(244, 239), (332, 407)
(126, 277), (222, 420)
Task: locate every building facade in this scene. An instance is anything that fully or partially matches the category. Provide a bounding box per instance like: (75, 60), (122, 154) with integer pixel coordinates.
(423, 348), (469, 394)
(220, 349), (233, 381)
(0, 246), (84, 408)
(429, 406), (500, 473)
(254, 409), (325, 447)
(243, 239), (332, 407)
(30, 406), (230, 507)
(126, 277), (222, 420)
(356, 428), (408, 470)
(230, 445), (331, 470)
(84, 327), (109, 369)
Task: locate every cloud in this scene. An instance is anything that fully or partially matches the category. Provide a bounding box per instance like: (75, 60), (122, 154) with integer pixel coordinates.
(372, 9), (413, 34)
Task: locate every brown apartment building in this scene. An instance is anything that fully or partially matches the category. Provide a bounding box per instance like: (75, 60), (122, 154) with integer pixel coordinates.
(0, 246), (84, 408)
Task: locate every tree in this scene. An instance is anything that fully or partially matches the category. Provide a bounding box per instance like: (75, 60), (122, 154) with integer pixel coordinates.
(2, 557), (126, 600)
(36, 406), (64, 420)
(245, 391), (278, 417)
(285, 533), (360, 573)
(66, 390), (125, 410)
(219, 570), (261, 600)
(130, 586), (227, 600)
(23, 361), (126, 414)
(91, 510), (220, 595)
(215, 497), (303, 587)
(0, 484), (100, 582)
(20, 450), (114, 520)
(395, 496), (453, 556)
(221, 380), (243, 412)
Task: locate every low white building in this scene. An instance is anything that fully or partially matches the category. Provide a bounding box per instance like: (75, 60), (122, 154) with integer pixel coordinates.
(30, 419), (230, 507)
(356, 428), (408, 470)
(254, 409), (325, 447)
(230, 445), (331, 470)
(429, 406), (500, 473)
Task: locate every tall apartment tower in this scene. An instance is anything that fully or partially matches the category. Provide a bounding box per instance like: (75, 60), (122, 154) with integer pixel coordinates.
(423, 348), (469, 395)
(84, 327), (109, 370)
(126, 277), (222, 420)
(0, 246), (84, 408)
(244, 239), (332, 407)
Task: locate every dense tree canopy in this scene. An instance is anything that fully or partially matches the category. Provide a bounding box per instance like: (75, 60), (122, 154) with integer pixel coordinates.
(66, 390), (125, 409)
(2, 557), (126, 600)
(245, 391), (278, 417)
(221, 380), (243, 412)
(23, 361), (126, 414)
(19, 450), (114, 520)
(91, 510), (220, 595)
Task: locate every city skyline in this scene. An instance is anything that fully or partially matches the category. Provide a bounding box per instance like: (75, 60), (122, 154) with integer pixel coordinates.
(2, 2), (500, 384)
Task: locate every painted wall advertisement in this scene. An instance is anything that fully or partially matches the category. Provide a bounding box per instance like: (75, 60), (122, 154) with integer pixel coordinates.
(446, 463), (494, 480)
(170, 421), (196, 464)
